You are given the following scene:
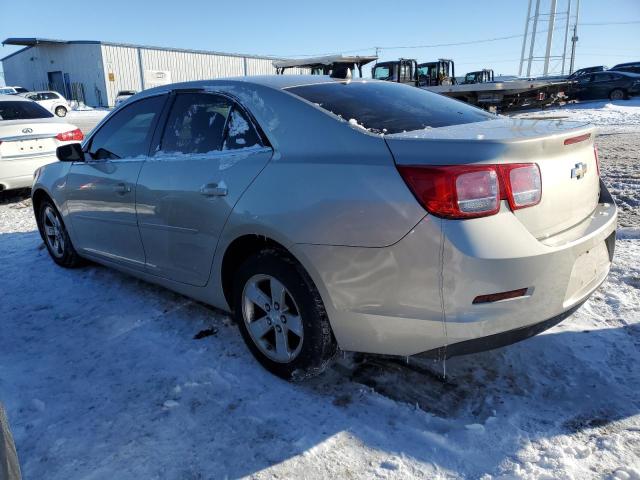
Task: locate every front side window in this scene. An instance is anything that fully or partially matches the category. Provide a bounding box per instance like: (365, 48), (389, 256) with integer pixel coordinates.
(0, 101), (53, 120)
(286, 80), (493, 134)
(88, 95), (165, 160)
(373, 66), (391, 80)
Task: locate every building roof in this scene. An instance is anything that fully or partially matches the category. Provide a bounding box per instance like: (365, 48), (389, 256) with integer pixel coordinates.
(1, 37), (287, 62)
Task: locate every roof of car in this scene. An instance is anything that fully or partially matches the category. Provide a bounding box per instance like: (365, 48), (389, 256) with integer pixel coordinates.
(133, 75), (366, 100)
(612, 61), (640, 68)
(0, 93), (31, 102)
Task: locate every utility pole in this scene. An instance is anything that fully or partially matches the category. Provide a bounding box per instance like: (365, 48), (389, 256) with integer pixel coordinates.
(519, 0), (533, 76)
(526, 0), (541, 77)
(542, 0), (557, 75)
(561, 0), (572, 74)
(569, 0), (580, 74)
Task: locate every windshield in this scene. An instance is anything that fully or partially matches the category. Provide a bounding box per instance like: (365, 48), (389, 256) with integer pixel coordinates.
(0, 101), (54, 120)
(286, 80), (492, 134)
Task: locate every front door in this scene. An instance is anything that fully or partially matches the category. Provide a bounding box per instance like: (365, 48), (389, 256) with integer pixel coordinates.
(66, 94), (167, 268)
(136, 91), (273, 286)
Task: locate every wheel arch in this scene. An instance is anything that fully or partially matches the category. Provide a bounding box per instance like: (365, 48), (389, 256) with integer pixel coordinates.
(220, 234), (304, 310)
(31, 187), (54, 240)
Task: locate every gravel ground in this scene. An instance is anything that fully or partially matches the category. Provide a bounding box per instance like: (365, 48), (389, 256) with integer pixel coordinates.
(597, 132), (640, 228)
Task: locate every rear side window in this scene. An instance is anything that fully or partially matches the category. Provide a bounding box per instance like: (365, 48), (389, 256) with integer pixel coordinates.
(88, 95), (165, 160)
(0, 101), (53, 120)
(286, 81), (492, 134)
(223, 107), (262, 150)
(160, 93), (232, 154)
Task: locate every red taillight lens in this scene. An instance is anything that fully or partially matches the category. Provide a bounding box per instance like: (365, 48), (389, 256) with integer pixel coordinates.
(55, 128), (84, 142)
(397, 165), (500, 219)
(594, 145), (600, 176)
(502, 164), (542, 209)
(398, 163), (542, 219)
(455, 170), (499, 214)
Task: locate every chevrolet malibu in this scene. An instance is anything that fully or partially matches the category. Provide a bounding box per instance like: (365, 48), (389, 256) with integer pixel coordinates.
(31, 76), (617, 379)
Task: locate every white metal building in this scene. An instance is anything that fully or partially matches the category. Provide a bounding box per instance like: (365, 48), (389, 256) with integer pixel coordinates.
(1, 38), (303, 107)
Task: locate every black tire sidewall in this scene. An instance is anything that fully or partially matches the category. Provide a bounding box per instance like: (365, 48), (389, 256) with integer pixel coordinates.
(233, 251), (336, 379)
(610, 89), (625, 101)
(39, 199), (81, 268)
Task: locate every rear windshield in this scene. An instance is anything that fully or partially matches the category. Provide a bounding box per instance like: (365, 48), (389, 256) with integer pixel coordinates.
(286, 81), (493, 134)
(0, 101), (54, 120)
(117, 91), (136, 96)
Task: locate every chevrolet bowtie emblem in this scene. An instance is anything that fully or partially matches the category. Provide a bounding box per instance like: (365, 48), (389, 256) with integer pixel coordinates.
(571, 162), (587, 180)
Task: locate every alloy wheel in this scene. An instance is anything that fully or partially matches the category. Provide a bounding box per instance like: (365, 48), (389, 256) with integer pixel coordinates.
(241, 274), (304, 363)
(43, 205), (65, 258)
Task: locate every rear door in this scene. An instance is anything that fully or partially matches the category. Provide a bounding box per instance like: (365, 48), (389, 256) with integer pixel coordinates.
(136, 90), (273, 286)
(65, 94), (167, 268)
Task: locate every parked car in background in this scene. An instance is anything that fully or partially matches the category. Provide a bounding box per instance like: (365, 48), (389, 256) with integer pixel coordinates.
(114, 90), (137, 107)
(22, 91), (70, 117)
(573, 71), (640, 100)
(610, 61), (640, 75)
(0, 87), (17, 95)
(0, 94), (83, 191)
(32, 77), (616, 379)
(11, 86), (29, 94)
(567, 66), (606, 79)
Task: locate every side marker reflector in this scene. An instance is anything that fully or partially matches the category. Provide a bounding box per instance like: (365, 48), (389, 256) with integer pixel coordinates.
(473, 288), (529, 304)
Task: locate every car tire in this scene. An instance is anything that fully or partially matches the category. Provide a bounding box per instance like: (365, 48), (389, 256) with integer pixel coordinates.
(39, 199), (83, 268)
(609, 89), (626, 101)
(233, 249), (337, 380)
(55, 106), (67, 117)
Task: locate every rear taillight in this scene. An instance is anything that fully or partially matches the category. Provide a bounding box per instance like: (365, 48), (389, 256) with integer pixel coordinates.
(397, 163), (542, 219)
(501, 163), (542, 210)
(594, 145), (600, 176)
(55, 128), (84, 142)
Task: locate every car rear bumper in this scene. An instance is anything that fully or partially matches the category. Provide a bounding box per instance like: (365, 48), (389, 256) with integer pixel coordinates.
(295, 181), (617, 357)
(0, 154), (57, 190)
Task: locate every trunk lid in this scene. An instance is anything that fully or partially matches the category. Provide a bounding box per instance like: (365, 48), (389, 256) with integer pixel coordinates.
(0, 119), (75, 159)
(385, 117), (600, 239)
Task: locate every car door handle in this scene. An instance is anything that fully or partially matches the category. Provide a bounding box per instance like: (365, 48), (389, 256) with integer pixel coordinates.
(114, 182), (131, 194)
(200, 183), (228, 197)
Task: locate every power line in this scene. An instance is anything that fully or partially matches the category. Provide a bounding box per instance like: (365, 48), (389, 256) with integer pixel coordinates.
(581, 20), (640, 25)
(273, 19), (640, 58)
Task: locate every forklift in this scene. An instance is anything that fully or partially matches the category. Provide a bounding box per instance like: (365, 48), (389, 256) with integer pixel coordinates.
(462, 69), (495, 84)
(371, 58), (457, 87)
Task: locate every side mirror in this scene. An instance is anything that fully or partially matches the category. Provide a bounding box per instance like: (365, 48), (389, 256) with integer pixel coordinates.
(56, 143), (84, 162)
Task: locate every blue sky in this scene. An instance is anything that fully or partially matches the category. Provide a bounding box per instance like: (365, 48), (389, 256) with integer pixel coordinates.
(1, 0), (639, 82)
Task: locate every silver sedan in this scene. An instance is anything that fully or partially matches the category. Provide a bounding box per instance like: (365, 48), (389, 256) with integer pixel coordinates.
(31, 76), (617, 379)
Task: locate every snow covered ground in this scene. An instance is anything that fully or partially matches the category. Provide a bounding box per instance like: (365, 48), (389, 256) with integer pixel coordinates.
(0, 101), (639, 479)
(513, 98), (640, 134)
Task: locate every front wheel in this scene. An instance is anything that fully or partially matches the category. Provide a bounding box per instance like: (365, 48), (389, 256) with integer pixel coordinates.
(55, 106), (67, 117)
(233, 249), (337, 380)
(609, 89), (626, 101)
(39, 199), (83, 268)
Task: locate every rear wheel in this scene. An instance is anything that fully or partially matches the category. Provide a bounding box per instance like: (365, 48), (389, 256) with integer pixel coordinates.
(609, 89), (626, 101)
(55, 106), (67, 117)
(233, 249), (337, 380)
(39, 199), (83, 268)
